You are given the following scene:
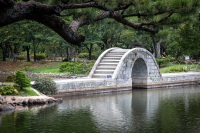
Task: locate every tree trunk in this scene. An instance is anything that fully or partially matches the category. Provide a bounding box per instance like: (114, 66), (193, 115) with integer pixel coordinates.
(66, 47), (70, 61)
(156, 41), (161, 58)
(88, 44), (93, 60)
(102, 36), (110, 49)
(2, 50), (6, 61)
(26, 46), (31, 62)
(151, 35), (157, 58)
(0, 44), (7, 61)
(69, 47), (75, 61)
(34, 50), (36, 62)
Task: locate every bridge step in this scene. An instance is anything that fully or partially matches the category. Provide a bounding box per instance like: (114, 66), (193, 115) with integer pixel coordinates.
(106, 53), (124, 56)
(91, 48), (129, 78)
(97, 66), (116, 70)
(101, 59), (120, 63)
(103, 57), (122, 60)
(94, 70), (114, 74)
(107, 51), (125, 53)
(111, 49), (130, 52)
(98, 63), (118, 66)
(92, 74), (112, 78)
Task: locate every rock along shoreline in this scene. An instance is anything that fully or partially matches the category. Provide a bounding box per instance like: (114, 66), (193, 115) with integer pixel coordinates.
(0, 95), (62, 112)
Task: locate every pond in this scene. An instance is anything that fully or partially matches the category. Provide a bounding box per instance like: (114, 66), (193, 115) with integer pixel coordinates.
(1, 86), (200, 133)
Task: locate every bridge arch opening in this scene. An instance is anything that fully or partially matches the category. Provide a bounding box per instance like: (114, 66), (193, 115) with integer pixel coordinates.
(132, 58), (148, 89)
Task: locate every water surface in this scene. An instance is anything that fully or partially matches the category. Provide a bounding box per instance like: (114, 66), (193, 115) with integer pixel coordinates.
(1, 86), (200, 133)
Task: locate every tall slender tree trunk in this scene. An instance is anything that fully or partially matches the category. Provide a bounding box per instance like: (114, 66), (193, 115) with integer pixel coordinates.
(26, 46), (31, 62)
(151, 35), (157, 58)
(66, 47), (70, 61)
(34, 50), (36, 62)
(102, 36), (110, 49)
(156, 41), (161, 58)
(0, 45), (7, 61)
(2, 51), (6, 61)
(88, 44), (93, 60)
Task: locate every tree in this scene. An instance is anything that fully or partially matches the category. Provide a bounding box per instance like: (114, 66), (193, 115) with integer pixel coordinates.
(0, 0), (198, 47)
(14, 70), (31, 90)
(176, 23), (200, 59)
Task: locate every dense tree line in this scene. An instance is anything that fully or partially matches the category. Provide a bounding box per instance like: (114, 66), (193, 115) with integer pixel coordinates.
(0, 0), (199, 61)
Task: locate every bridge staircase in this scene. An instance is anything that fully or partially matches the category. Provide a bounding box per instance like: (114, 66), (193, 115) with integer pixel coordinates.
(91, 48), (129, 78)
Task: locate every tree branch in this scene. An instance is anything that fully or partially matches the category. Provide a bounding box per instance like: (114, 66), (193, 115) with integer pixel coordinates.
(0, 1), (84, 45)
(111, 11), (158, 34)
(60, 2), (110, 11)
(69, 11), (110, 32)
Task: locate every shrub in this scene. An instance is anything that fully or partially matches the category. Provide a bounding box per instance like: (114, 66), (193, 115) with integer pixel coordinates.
(32, 77), (57, 95)
(156, 56), (174, 67)
(59, 61), (94, 74)
(14, 70), (31, 90)
(16, 55), (25, 61)
(156, 58), (165, 67)
(78, 53), (97, 60)
(6, 75), (15, 82)
(36, 53), (46, 61)
(0, 86), (14, 95)
(0, 87), (3, 95)
(169, 67), (188, 73)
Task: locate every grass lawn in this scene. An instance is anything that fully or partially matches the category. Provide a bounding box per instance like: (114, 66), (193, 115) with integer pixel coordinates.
(27, 61), (64, 73)
(28, 65), (61, 73)
(160, 63), (200, 73)
(17, 87), (39, 96)
(1, 82), (39, 96)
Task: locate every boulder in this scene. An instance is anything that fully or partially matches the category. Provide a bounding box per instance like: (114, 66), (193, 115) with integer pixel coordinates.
(0, 95), (6, 104)
(0, 104), (15, 111)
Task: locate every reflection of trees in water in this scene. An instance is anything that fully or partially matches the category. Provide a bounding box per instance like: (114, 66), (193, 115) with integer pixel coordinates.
(0, 104), (58, 133)
(0, 104), (97, 133)
(131, 87), (200, 133)
(60, 92), (134, 132)
(142, 90), (200, 133)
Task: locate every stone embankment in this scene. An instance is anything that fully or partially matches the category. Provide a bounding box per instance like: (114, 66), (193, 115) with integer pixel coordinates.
(0, 95), (62, 112)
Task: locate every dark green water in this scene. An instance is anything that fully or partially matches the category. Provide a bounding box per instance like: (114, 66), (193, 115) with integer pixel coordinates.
(1, 86), (200, 133)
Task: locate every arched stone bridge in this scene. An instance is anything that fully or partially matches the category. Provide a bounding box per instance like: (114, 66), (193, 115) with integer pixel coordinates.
(89, 47), (162, 88)
(56, 47), (200, 93)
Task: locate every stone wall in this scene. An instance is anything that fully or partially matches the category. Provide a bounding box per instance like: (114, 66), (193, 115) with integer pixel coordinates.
(55, 72), (200, 93)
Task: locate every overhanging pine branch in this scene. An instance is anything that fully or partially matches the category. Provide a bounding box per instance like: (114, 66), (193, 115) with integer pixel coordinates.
(0, 1), (84, 45)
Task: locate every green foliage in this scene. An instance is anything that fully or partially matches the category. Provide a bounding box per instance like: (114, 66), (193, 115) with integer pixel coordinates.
(16, 55), (25, 61)
(33, 77), (57, 95)
(59, 61), (94, 74)
(36, 53), (46, 61)
(78, 53), (97, 60)
(156, 56), (175, 67)
(169, 67), (188, 73)
(176, 23), (200, 59)
(0, 86), (14, 95)
(160, 64), (191, 73)
(6, 75), (15, 82)
(14, 70), (31, 89)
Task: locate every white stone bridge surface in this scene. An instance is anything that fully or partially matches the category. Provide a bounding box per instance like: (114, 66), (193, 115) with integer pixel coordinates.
(56, 47), (200, 94)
